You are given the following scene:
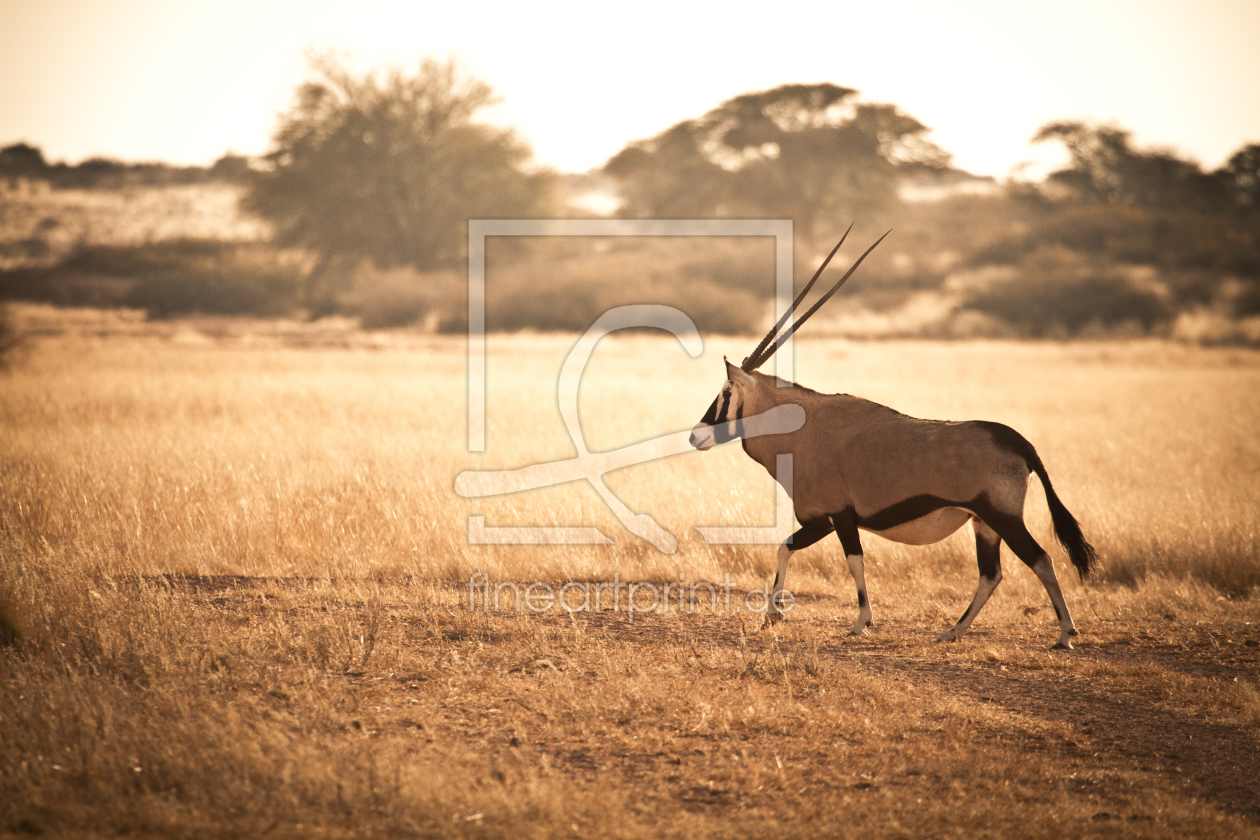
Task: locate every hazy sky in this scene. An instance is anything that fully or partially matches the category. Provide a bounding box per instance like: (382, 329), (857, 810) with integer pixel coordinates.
(2, 0), (1258, 179)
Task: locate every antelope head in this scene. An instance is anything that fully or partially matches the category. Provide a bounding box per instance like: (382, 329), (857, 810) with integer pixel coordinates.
(689, 358), (759, 451)
(689, 225), (889, 452)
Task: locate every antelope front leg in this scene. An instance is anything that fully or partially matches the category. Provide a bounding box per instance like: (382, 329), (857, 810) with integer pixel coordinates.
(845, 554), (872, 635)
(829, 510), (870, 635)
(761, 520), (833, 630)
(764, 541), (793, 628)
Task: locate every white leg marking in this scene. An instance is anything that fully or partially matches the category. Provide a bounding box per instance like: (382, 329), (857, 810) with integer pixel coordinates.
(846, 554), (872, 635)
(765, 541), (793, 627)
(1030, 554), (1076, 649)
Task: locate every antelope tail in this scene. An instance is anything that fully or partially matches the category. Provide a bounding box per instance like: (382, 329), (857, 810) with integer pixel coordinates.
(1033, 457), (1098, 581)
(1003, 440), (1096, 581)
(978, 421), (1097, 580)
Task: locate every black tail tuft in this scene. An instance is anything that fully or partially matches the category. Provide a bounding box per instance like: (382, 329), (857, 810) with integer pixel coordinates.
(1029, 455), (1097, 580)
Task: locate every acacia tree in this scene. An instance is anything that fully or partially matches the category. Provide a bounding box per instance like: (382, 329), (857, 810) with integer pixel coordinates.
(1033, 121), (1231, 211)
(604, 83), (949, 250)
(246, 56), (555, 313)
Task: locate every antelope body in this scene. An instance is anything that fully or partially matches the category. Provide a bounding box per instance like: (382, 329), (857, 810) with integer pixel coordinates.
(689, 229), (1096, 649)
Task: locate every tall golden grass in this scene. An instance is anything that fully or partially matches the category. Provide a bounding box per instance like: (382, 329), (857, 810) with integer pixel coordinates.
(2, 318), (1256, 592)
(2, 314), (1259, 836)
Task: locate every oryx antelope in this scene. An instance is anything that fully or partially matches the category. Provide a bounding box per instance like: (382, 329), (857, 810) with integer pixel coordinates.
(689, 228), (1097, 649)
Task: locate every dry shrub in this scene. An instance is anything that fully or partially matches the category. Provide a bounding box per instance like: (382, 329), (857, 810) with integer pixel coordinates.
(0, 303), (24, 370)
(480, 236), (776, 335)
(115, 240), (306, 317)
(338, 263), (461, 330)
(963, 246), (1173, 337)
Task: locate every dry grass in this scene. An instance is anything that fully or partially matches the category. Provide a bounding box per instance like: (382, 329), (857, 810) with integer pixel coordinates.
(2, 309), (1259, 837)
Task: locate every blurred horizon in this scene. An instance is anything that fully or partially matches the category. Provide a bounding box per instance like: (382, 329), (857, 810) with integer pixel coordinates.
(2, 0), (1260, 179)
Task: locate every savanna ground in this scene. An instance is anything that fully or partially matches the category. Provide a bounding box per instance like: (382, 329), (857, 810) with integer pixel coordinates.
(2, 304), (1259, 838)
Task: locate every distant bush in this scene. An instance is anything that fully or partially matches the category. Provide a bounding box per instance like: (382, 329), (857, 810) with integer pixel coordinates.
(0, 239), (305, 317)
(963, 247), (1173, 336)
(116, 240), (304, 317)
(0, 142), (249, 189)
(945, 125), (1260, 340)
(338, 264), (461, 329)
(969, 204), (1259, 277)
(0, 304), (24, 370)
(468, 237), (775, 336)
(477, 276), (764, 336)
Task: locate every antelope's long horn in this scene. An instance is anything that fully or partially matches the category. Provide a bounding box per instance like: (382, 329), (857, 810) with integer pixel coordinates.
(740, 223), (852, 372)
(744, 229), (891, 372)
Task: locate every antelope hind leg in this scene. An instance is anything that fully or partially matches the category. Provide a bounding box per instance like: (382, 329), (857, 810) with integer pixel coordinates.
(938, 518), (1003, 642)
(995, 518), (1078, 649)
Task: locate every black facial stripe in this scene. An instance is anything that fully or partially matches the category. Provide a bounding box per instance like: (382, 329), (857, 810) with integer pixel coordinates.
(712, 392), (741, 444)
(700, 395), (721, 426)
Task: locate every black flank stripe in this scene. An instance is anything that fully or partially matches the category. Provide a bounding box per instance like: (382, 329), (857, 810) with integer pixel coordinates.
(857, 495), (972, 531)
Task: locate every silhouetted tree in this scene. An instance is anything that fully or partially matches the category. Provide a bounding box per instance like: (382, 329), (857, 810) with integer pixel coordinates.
(1220, 143), (1260, 210)
(1034, 122), (1229, 211)
(0, 143), (48, 184)
(209, 153), (251, 183)
(604, 84), (949, 250)
(0, 144), (224, 188)
(246, 56), (556, 313)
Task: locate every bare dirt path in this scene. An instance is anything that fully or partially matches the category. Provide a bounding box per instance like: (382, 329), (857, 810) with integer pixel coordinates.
(518, 603), (1260, 825)
(841, 625), (1260, 823)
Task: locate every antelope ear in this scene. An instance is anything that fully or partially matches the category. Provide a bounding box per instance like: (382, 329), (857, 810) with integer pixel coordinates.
(724, 356), (755, 387)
